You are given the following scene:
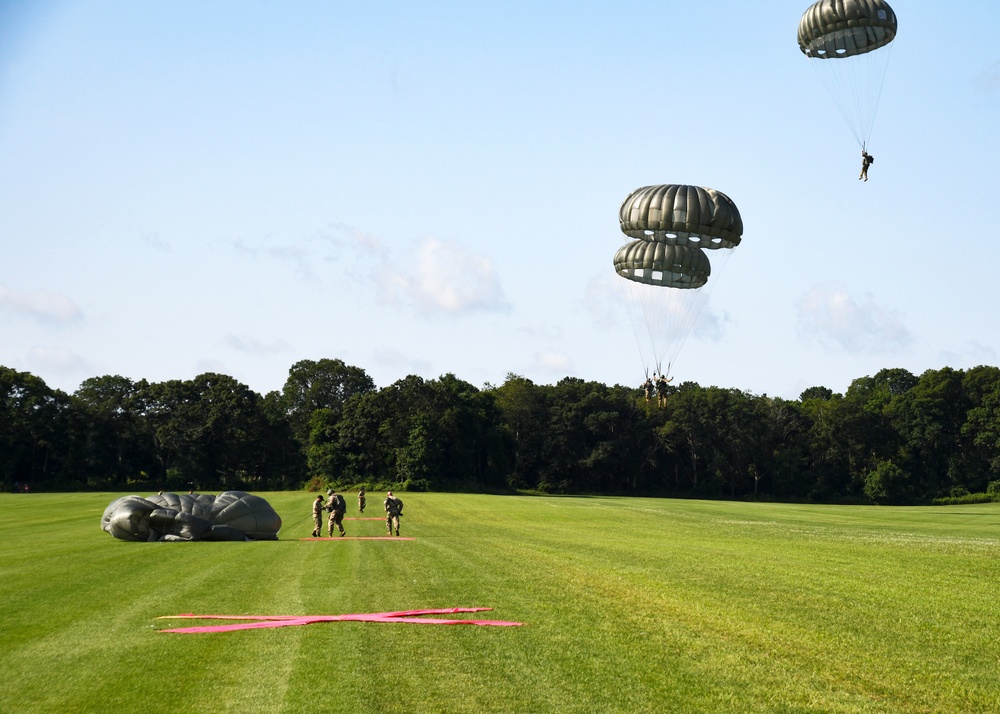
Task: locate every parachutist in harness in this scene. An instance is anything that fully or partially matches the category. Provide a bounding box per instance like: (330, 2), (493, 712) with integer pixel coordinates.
(859, 150), (874, 181)
(656, 373), (673, 408)
(642, 377), (654, 403)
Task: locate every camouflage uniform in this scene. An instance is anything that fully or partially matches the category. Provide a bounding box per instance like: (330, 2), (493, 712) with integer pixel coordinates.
(384, 492), (403, 536)
(311, 496), (324, 537)
(325, 491), (346, 536)
(358, 489), (366, 514)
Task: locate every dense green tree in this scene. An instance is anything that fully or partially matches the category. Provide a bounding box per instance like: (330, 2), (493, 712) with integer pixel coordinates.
(73, 375), (157, 488)
(281, 358), (375, 447)
(491, 374), (549, 490)
(0, 367), (76, 490)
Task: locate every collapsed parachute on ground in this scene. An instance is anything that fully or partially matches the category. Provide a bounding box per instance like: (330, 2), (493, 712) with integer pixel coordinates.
(101, 491), (282, 542)
(615, 184), (743, 377)
(798, 0), (897, 149)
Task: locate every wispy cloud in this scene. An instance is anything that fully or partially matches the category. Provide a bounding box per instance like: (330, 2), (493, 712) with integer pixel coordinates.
(0, 286), (83, 323)
(26, 346), (91, 375)
(796, 283), (912, 352)
(379, 237), (509, 315)
(977, 60), (1000, 91)
(232, 236), (317, 278)
(937, 341), (997, 367)
(371, 348), (434, 380)
(225, 334), (290, 355)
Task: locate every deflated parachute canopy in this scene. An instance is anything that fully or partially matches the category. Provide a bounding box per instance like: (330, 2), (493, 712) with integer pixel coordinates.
(102, 491), (282, 542)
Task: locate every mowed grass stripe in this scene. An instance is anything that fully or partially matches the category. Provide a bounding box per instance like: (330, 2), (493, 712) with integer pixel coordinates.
(2, 492), (999, 713)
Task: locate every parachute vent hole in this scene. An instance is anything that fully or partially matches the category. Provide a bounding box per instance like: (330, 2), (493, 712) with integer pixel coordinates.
(835, 48), (847, 55)
(643, 230), (654, 237)
(651, 270), (663, 282)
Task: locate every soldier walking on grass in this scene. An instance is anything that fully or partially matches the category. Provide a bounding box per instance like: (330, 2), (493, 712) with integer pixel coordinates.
(384, 490), (404, 536)
(358, 489), (366, 514)
(325, 489), (347, 537)
(311, 495), (324, 538)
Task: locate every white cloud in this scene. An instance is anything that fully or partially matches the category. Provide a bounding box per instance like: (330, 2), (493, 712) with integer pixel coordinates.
(379, 237), (509, 315)
(796, 283), (912, 353)
(0, 286), (83, 323)
(535, 351), (572, 374)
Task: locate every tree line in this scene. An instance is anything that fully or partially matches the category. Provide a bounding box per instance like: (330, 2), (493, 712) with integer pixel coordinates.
(4, 359), (1000, 504)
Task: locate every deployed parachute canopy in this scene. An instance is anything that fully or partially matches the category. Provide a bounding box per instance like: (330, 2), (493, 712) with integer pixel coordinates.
(798, 0), (897, 149)
(619, 184), (742, 250)
(102, 491), (282, 542)
(616, 185), (743, 378)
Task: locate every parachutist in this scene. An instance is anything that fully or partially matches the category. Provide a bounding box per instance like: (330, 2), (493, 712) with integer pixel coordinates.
(656, 374), (673, 408)
(859, 150), (874, 181)
(642, 377), (654, 403)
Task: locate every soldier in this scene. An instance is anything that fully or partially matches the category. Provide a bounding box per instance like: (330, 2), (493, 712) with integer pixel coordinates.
(325, 489), (346, 537)
(642, 377), (654, 403)
(384, 490), (404, 536)
(358, 488), (367, 514)
(859, 150), (874, 181)
(311, 494), (325, 538)
(656, 373), (673, 408)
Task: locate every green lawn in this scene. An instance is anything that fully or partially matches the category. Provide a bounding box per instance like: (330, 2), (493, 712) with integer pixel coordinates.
(2, 492), (999, 713)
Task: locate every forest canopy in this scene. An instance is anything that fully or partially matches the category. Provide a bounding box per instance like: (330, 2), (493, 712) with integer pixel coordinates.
(5, 359), (1000, 505)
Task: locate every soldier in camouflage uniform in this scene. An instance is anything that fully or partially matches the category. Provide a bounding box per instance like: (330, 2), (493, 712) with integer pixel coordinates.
(384, 490), (403, 536)
(325, 489), (346, 537)
(311, 495), (325, 538)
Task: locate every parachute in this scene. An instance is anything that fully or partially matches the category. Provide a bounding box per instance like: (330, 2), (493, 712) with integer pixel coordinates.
(798, 0), (897, 150)
(615, 185), (743, 378)
(101, 491), (282, 542)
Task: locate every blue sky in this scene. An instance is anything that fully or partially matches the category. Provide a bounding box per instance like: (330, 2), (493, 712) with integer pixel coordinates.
(2, 1), (999, 399)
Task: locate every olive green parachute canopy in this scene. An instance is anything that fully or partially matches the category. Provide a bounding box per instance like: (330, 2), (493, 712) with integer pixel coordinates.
(616, 183), (742, 377)
(613, 242), (709, 289)
(101, 491), (282, 542)
(618, 184), (742, 250)
(798, 0), (897, 59)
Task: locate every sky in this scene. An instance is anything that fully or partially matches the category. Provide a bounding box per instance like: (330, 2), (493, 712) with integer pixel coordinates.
(2, 0), (999, 400)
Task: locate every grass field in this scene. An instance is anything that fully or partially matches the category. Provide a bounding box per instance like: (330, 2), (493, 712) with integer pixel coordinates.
(2, 492), (999, 713)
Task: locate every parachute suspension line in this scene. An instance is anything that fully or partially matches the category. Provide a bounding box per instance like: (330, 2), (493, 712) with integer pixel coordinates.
(862, 39), (894, 149)
(808, 39), (894, 150)
(619, 273), (659, 376)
